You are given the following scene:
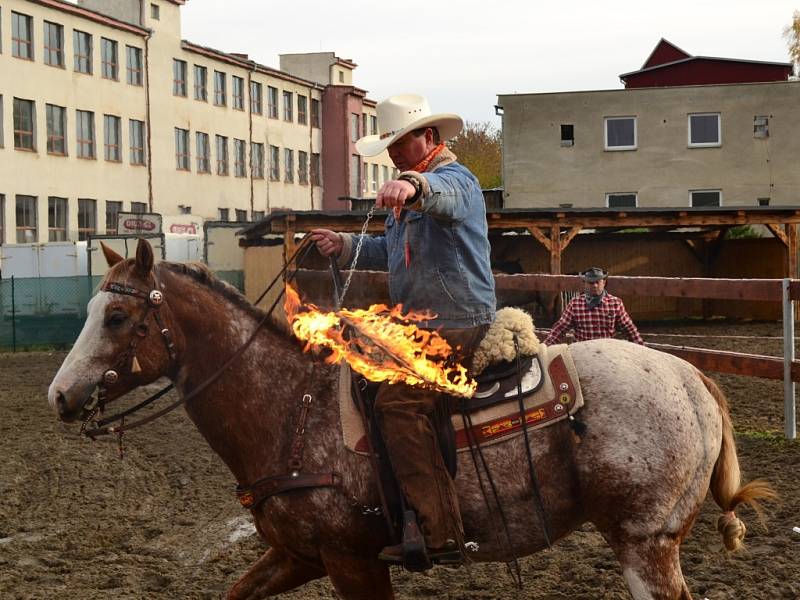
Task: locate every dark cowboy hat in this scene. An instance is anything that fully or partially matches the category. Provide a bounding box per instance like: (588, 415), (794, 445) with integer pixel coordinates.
(580, 267), (608, 282)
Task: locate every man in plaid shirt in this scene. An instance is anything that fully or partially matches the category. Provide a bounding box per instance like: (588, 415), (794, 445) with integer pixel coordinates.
(544, 267), (644, 345)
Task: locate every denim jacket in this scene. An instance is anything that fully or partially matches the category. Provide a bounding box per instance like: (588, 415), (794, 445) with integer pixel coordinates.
(339, 150), (496, 328)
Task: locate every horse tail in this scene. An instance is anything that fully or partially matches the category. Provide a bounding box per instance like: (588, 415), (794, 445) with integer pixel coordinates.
(699, 372), (777, 551)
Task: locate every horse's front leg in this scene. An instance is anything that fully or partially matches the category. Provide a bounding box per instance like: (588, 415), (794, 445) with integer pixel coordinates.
(226, 546), (325, 600)
(321, 547), (394, 600)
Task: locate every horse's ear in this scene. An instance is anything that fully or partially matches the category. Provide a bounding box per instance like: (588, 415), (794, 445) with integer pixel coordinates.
(100, 242), (124, 267)
(134, 238), (154, 276)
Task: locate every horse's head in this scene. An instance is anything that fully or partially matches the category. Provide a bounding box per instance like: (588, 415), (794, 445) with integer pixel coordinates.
(49, 238), (179, 422)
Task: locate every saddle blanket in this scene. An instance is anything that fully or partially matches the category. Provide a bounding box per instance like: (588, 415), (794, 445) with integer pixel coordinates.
(340, 343), (583, 455)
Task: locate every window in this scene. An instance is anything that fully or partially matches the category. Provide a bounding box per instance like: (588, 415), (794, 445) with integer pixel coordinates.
(126, 46), (142, 85)
(297, 95), (307, 125)
(131, 201), (147, 214)
(218, 208), (229, 221)
(233, 139), (246, 177)
(283, 91), (293, 122)
(250, 81), (262, 114)
(78, 198), (96, 240)
(179, 205), (191, 215)
(370, 115), (378, 136)
(0, 195), (5, 244)
(311, 99), (320, 128)
(350, 155), (360, 197)
(213, 71), (226, 106)
(269, 145), (280, 180)
(251, 142), (264, 178)
(362, 114), (367, 140)
(690, 190), (721, 207)
(606, 193), (637, 208)
(104, 115), (121, 162)
(392, 167), (399, 180)
(16, 195), (37, 243)
(195, 132), (210, 172)
(174, 127), (190, 170)
(362, 161), (368, 194)
(193, 65), (207, 101)
(311, 153), (321, 186)
(267, 86), (278, 118)
(350, 113), (360, 142)
(173, 59), (187, 96)
(101, 38), (118, 80)
(0, 96), (3, 148)
(76, 110), (95, 158)
(372, 164), (378, 193)
(754, 116), (769, 139)
(235, 209), (247, 222)
(151, 3), (160, 20)
(688, 113), (721, 147)
(12, 12), (33, 60)
(129, 119), (146, 165)
(338, 70), (344, 83)
(604, 117), (636, 150)
(46, 104), (67, 155)
(106, 200), (122, 234)
(44, 21), (64, 67)
(232, 76), (244, 110)
(284, 148), (294, 182)
(216, 135), (228, 175)
(48, 196), (68, 241)
(561, 124), (574, 147)
(298, 150), (308, 184)
(73, 30), (92, 74)
(382, 165), (389, 184)
(14, 98), (36, 151)
(252, 210), (264, 221)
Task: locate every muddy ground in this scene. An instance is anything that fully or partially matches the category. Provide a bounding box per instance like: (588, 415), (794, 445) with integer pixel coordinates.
(0, 320), (798, 599)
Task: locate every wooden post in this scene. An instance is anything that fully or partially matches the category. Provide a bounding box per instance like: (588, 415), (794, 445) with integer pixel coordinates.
(549, 224), (561, 275)
(283, 215), (297, 267)
(787, 223), (798, 279)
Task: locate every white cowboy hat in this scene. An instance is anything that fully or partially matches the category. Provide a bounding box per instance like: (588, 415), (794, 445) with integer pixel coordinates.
(355, 94), (463, 157)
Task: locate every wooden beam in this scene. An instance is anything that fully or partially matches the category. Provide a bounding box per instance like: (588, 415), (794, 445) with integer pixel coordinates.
(527, 227), (551, 251)
(765, 223), (789, 248)
(549, 225), (561, 274)
(788, 223), (798, 279)
(561, 226), (583, 251)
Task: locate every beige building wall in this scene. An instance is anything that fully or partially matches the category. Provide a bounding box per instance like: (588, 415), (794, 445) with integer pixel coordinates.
(498, 81), (800, 208)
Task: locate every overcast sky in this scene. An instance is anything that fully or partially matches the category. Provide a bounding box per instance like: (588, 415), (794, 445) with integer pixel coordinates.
(181, 1), (799, 126)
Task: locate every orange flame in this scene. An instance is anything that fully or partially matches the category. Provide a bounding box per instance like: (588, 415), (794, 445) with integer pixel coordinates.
(284, 285), (476, 397)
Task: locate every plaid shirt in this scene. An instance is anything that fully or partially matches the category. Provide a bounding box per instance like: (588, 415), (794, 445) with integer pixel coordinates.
(543, 292), (644, 345)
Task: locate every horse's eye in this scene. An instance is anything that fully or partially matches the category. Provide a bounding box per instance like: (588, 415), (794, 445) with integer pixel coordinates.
(106, 312), (128, 328)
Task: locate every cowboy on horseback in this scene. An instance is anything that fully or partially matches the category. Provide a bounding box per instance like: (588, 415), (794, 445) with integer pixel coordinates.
(311, 93), (496, 566)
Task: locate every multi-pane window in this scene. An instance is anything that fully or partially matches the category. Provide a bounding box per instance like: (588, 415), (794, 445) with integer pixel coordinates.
(362, 161), (368, 194)
(218, 208), (229, 221)
(48, 196), (68, 241)
(101, 38), (118, 80)
(269, 145), (280, 180)
(690, 190), (722, 207)
(194, 65), (208, 101)
(129, 119), (146, 165)
(267, 86), (278, 118)
(362, 114), (367, 140)
(382, 165), (389, 184)
(104, 115), (121, 161)
(78, 198), (97, 241)
(284, 148), (294, 182)
(604, 116), (637, 150)
(16, 195), (37, 243)
(196, 132), (210, 173)
(46, 104), (67, 155)
(76, 110), (95, 158)
(106, 201), (122, 234)
(372, 164), (378, 193)
(561, 124), (575, 147)
(173, 59), (187, 96)
(43, 21), (64, 67)
(298, 151), (308, 184)
(131, 201), (147, 214)
(73, 30), (92, 74)
(13, 98), (36, 151)
(232, 76), (244, 110)
(250, 81), (263, 114)
(311, 153), (321, 186)
(233, 139), (246, 177)
(251, 142), (264, 178)
(215, 135), (228, 175)
(370, 115), (378, 136)
(252, 210), (265, 221)
(311, 99), (320, 128)
(12, 12), (33, 59)
(235, 209), (247, 222)
(283, 91), (293, 122)
(350, 113), (359, 142)
(126, 46), (143, 85)
(174, 127), (190, 170)
(688, 113), (721, 147)
(350, 155), (360, 197)
(150, 3), (160, 20)
(606, 193), (637, 208)
(297, 95), (307, 125)
(213, 71), (226, 106)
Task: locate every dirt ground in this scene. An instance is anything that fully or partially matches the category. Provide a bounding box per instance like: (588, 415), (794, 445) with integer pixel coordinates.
(1, 320), (798, 599)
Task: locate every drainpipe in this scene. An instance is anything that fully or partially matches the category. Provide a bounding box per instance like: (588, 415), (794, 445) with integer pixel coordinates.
(144, 30), (154, 212)
(308, 91), (315, 210)
(247, 63), (256, 217)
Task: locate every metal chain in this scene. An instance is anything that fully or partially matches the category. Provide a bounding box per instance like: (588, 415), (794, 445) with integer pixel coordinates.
(338, 204), (376, 306)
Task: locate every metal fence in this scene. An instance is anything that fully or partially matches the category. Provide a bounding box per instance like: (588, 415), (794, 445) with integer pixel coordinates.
(0, 271), (243, 351)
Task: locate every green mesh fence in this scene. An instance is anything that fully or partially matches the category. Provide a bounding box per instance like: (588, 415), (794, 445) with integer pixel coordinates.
(0, 271), (244, 351)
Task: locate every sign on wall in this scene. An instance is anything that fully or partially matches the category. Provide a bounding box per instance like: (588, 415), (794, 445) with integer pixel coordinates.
(117, 212), (162, 235)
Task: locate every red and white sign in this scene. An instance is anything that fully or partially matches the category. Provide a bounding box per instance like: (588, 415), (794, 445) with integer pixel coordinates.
(118, 212), (162, 234)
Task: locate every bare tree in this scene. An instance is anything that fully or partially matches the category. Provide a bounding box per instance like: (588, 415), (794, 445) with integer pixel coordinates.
(785, 10), (800, 76)
(447, 121), (502, 189)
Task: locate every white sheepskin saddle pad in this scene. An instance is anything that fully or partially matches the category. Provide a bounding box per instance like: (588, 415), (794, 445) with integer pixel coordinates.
(471, 307), (540, 375)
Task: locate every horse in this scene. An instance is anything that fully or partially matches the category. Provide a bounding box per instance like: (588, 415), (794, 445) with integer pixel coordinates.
(48, 239), (774, 600)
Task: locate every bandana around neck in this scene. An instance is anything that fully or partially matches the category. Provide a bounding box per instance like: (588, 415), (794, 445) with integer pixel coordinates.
(586, 289), (607, 310)
(411, 142), (446, 173)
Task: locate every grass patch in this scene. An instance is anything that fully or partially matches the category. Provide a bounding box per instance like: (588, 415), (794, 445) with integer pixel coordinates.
(734, 427), (799, 447)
